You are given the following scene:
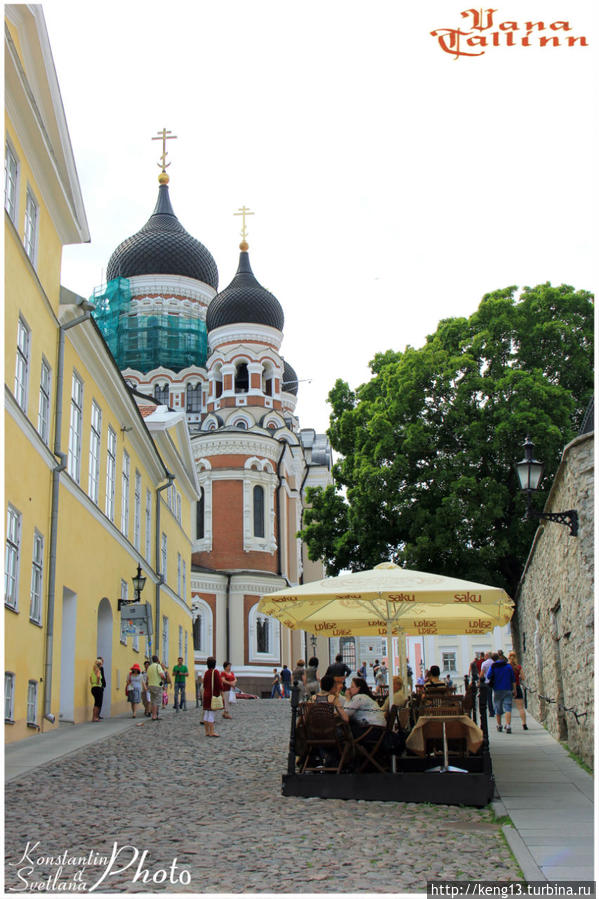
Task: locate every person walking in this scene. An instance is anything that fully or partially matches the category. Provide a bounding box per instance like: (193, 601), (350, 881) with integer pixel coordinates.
(292, 659), (307, 701)
(172, 656), (189, 711)
(357, 660), (368, 681)
(280, 664), (292, 698)
(271, 668), (282, 698)
(479, 652), (496, 718)
(142, 660), (151, 717)
(305, 657), (319, 696)
(221, 661), (237, 719)
(125, 663), (143, 717)
(489, 653), (516, 733)
(146, 655), (166, 720)
(326, 654), (351, 691)
(90, 659), (103, 722)
(508, 651), (528, 730)
(202, 657), (222, 737)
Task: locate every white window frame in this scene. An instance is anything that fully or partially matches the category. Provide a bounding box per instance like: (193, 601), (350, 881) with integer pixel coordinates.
(121, 450), (130, 537)
(5, 672), (15, 722)
(243, 460), (277, 553)
(178, 625), (183, 658)
(29, 529), (44, 624)
(120, 580), (128, 645)
(133, 471), (142, 551)
(192, 463), (213, 553)
(161, 532), (167, 582)
(162, 615), (169, 666)
(88, 401), (102, 504)
(14, 316), (30, 413)
(184, 630), (188, 667)
(145, 489), (152, 561)
(177, 553), (182, 596)
(38, 357), (51, 444)
(26, 680), (38, 726)
(182, 559), (187, 604)
(441, 650), (458, 673)
(24, 185), (39, 265)
(67, 372), (83, 482)
(248, 603), (280, 663)
(5, 141), (19, 222)
(192, 598), (213, 658)
(106, 427), (117, 521)
(5, 505), (22, 610)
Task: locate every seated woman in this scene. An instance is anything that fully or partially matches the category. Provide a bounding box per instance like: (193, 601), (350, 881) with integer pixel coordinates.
(309, 674), (349, 722)
(381, 675), (409, 716)
(424, 665), (447, 690)
(343, 677), (386, 736)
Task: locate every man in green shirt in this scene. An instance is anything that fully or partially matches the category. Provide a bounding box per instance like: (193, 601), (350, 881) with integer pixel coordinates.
(172, 657), (189, 711)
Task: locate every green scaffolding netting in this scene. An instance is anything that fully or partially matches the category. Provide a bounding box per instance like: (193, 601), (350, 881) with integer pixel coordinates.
(90, 278), (208, 373)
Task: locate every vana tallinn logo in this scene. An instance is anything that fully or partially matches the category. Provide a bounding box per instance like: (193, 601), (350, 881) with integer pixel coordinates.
(431, 8), (589, 59)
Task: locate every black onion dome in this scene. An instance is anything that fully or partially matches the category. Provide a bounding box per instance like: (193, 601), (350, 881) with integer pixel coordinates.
(106, 183), (218, 288)
(282, 359), (298, 395)
(206, 250), (284, 332)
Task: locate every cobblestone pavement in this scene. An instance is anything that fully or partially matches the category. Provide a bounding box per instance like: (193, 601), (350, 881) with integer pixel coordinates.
(5, 700), (520, 893)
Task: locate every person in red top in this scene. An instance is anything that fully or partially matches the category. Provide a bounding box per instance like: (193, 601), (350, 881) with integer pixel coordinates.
(508, 651), (528, 730)
(221, 661), (237, 720)
(202, 657), (223, 738)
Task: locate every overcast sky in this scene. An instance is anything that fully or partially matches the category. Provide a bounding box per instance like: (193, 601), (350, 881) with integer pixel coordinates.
(43, 0), (596, 434)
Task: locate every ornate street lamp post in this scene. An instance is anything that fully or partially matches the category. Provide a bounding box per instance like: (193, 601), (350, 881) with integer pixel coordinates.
(515, 436), (578, 536)
(132, 563), (147, 604)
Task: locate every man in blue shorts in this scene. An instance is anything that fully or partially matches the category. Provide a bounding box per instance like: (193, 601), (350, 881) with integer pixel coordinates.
(489, 654), (516, 733)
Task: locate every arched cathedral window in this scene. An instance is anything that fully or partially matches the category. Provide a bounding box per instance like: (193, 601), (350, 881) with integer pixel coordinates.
(253, 485), (265, 538)
(196, 488), (204, 539)
(154, 383), (169, 405)
(186, 383), (202, 412)
(235, 362), (249, 393)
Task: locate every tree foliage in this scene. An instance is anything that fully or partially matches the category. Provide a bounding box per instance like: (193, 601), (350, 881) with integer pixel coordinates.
(300, 283), (594, 596)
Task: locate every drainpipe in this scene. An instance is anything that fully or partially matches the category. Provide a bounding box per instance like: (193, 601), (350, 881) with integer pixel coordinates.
(43, 306), (94, 725)
(275, 440), (287, 577)
(155, 473), (175, 659)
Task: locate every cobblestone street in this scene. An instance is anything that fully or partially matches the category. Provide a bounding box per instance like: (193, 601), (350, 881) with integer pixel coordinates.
(5, 700), (519, 893)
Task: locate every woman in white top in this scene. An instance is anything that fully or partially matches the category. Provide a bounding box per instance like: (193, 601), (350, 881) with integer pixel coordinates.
(343, 678), (386, 732)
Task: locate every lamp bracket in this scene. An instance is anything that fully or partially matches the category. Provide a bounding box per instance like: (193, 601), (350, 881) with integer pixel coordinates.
(529, 508), (579, 537)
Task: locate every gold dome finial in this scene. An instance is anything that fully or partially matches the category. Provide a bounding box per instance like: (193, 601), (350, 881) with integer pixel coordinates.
(152, 127), (178, 178)
(234, 205), (254, 250)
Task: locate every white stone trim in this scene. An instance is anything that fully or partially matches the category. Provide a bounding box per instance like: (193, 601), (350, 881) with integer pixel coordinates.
(193, 466), (213, 553)
(128, 274), (216, 304)
(191, 596), (214, 657)
(192, 434), (280, 461)
(248, 601), (281, 664)
(208, 324), (283, 352)
(243, 469), (277, 553)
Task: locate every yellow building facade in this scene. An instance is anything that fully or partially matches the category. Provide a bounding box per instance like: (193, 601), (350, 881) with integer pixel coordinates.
(5, 6), (198, 742)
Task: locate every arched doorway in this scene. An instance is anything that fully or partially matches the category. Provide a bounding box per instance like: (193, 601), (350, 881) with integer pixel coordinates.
(97, 597), (113, 717)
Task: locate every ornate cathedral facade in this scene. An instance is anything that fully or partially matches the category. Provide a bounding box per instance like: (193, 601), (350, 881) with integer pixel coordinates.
(94, 160), (332, 694)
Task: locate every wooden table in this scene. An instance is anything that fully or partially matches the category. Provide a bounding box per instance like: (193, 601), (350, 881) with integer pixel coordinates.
(405, 714), (483, 756)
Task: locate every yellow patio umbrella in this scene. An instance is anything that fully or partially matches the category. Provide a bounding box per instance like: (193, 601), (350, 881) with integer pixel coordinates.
(258, 563), (514, 686)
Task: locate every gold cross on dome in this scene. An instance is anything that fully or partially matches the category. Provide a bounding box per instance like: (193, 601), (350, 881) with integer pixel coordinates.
(234, 205), (255, 242)
(152, 128), (178, 172)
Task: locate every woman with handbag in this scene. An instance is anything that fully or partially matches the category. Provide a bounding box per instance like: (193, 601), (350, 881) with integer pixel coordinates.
(202, 657), (223, 737)
(126, 663), (143, 718)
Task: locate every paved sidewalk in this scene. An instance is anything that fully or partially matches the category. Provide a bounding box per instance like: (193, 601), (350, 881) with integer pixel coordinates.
(4, 713), (144, 782)
(488, 712), (595, 881)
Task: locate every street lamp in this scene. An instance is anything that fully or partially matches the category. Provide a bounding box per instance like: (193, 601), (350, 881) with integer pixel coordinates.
(310, 633), (317, 654)
(132, 563), (147, 603)
(515, 436), (578, 536)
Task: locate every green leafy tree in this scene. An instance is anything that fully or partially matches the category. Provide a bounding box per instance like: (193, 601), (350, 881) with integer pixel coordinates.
(300, 283), (593, 596)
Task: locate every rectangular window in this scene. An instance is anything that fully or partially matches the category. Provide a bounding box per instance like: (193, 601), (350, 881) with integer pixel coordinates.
(162, 616), (169, 666)
(105, 427), (117, 521)
(442, 651), (457, 673)
(161, 532), (167, 582)
(67, 372), (83, 482)
(88, 401), (102, 504)
(26, 680), (38, 725)
(5, 142), (18, 221)
(182, 559), (187, 603)
(29, 530), (44, 624)
(5, 672), (15, 722)
(176, 494), (182, 524)
(24, 187), (39, 264)
(38, 358), (51, 443)
(121, 450), (130, 537)
(14, 317), (30, 413)
(184, 630), (188, 667)
(145, 489), (152, 561)
(5, 505), (21, 609)
(178, 625), (183, 658)
(120, 579), (128, 645)
(134, 471), (142, 550)
(177, 553), (182, 596)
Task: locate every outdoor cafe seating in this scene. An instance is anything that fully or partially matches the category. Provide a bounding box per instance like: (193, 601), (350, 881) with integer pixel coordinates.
(284, 682), (494, 807)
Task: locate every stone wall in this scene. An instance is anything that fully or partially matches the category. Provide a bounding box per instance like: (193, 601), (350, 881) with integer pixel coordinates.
(512, 432), (594, 769)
